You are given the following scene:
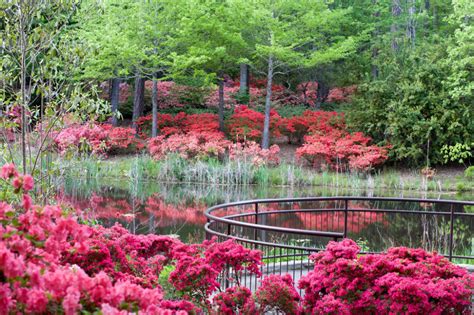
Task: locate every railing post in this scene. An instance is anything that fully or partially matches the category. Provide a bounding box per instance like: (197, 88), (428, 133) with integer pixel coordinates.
(254, 203), (259, 241)
(448, 205), (456, 261)
(343, 199), (348, 239)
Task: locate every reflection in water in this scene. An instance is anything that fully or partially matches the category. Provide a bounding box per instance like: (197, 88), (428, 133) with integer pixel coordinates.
(57, 177), (473, 260)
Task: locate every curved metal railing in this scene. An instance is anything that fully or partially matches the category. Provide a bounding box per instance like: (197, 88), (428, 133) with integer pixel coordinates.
(205, 197), (474, 290)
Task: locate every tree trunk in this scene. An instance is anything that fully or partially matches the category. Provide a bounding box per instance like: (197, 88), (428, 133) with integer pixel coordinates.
(315, 81), (329, 109)
(239, 63), (249, 99)
(19, 4), (28, 173)
(151, 75), (158, 137)
(407, 0), (416, 49)
(110, 78), (120, 126)
(218, 71), (225, 132)
(371, 0), (380, 79)
(391, 0), (402, 51)
(132, 74), (145, 131)
(261, 55), (273, 149)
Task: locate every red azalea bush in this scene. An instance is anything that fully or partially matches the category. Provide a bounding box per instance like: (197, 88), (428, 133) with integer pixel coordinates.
(148, 131), (231, 160)
(136, 112), (220, 139)
(280, 110), (345, 144)
(299, 239), (474, 315)
(54, 123), (142, 156)
(227, 105), (281, 142)
(296, 131), (389, 172)
(228, 141), (280, 167)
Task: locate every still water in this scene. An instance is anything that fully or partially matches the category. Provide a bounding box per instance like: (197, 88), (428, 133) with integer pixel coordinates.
(58, 177), (474, 261)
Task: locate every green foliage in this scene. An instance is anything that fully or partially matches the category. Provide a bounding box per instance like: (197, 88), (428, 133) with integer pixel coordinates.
(464, 166), (474, 180)
(348, 40), (473, 165)
(441, 143), (473, 165)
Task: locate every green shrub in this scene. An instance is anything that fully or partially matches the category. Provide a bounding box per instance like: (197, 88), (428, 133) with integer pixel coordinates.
(464, 166), (474, 180)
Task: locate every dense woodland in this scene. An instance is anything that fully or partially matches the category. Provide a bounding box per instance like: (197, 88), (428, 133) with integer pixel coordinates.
(1, 0), (473, 173)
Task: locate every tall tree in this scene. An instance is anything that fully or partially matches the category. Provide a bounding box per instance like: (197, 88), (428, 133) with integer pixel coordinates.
(253, 0), (358, 148)
(168, 0), (253, 132)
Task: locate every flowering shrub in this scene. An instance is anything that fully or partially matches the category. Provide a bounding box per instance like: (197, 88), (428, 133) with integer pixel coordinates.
(327, 85), (357, 103)
(3, 163), (471, 314)
(280, 110), (345, 143)
(148, 131), (231, 160)
(227, 105), (281, 142)
(299, 239), (474, 314)
(0, 164), (194, 314)
(0, 163), (264, 314)
(54, 123), (143, 156)
(296, 131), (389, 172)
(136, 112), (220, 139)
(169, 239), (262, 308)
(255, 274), (301, 314)
(213, 286), (257, 315)
(228, 141), (280, 167)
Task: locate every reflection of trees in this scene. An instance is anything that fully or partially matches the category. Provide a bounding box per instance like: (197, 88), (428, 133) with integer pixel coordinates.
(57, 192), (207, 242)
(356, 210), (473, 258)
(58, 177), (473, 255)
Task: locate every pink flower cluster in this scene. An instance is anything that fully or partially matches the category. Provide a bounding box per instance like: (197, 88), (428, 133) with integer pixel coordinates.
(213, 286), (257, 314)
(148, 131), (231, 160)
(228, 141), (280, 167)
(255, 274), (301, 314)
(2, 163), (472, 314)
(54, 123), (143, 156)
(169, 239), (262, 307)
(299, 239), (474, 314)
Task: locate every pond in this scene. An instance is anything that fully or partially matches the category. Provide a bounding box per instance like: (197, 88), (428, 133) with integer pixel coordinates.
(58, 177), (474, 262)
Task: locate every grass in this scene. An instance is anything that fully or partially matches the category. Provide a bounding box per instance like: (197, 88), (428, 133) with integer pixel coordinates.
(56, 154), (474, 194)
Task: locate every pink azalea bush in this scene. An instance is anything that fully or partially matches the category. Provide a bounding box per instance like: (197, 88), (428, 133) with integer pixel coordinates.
(54, 123), (143, 156)
(228, 141), (280, 167)
(148, 131), (231, 161)
(0, 163), (262, 314)
(255, 274), (301, 314)
(213, 286), (257, 315)
(1, 163), (472, 314)
(299, 239), (474, 314)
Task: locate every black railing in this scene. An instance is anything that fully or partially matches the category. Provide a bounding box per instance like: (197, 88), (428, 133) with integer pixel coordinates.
(205, 197), (474, 290)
